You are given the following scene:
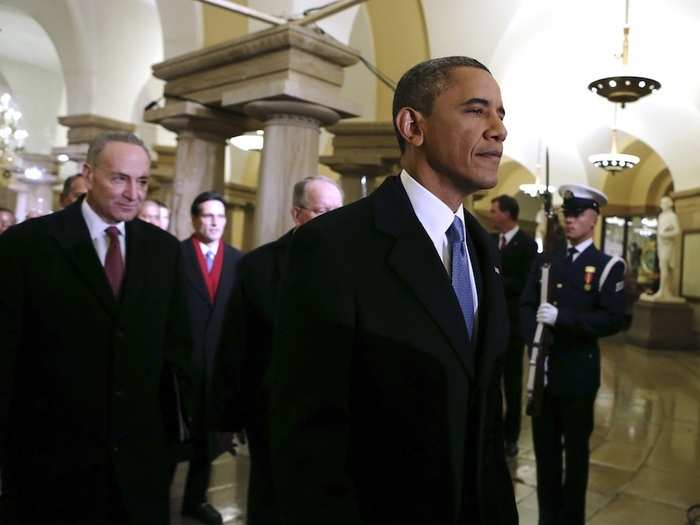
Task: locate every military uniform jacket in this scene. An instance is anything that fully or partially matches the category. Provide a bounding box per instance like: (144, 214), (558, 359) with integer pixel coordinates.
(520, 243), (626, 397)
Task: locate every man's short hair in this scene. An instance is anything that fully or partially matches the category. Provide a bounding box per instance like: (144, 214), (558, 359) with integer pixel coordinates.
(0, 206), (14, 216)
(60, 174), (83, 203)
(491, 194), (519, 221)
(153, 199), (169, 210)
(190, 191), (226, 216)
(292, 176), (344, 208)
(392, 56), (491, 154)
(86, 132), (150, 168)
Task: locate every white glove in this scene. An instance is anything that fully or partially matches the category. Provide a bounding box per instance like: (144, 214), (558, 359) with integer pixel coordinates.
(536, 303), (558, 326)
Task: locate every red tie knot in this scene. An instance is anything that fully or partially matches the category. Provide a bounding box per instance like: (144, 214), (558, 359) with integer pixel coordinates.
(105, 226), (120, 240)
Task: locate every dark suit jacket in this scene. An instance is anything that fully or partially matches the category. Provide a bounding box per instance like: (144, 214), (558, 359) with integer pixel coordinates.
(212, 230), (293, 432)
(0, 199), (192, 524)
(520, 244), (626, 397)
(268, 176), (518, 525)
(181, 239), (241, 426)
(495, 229), (537, 331)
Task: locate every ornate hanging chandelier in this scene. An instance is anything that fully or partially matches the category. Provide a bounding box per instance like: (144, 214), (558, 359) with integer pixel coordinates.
(587, 0), (660, 107)
(0, 92), (29, 182)
(589, 103), (640, 173)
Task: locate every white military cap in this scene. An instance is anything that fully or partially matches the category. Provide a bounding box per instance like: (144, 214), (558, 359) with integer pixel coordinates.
(559, 184), (608, 213)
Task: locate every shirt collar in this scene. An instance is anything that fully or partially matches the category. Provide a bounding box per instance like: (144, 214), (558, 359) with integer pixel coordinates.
(198, 239), (220, 256)
(81, 198), (125, 240)
(400, 169), (464, 244)
(567, 237), (594, 254)
(501, 225), (519, 244)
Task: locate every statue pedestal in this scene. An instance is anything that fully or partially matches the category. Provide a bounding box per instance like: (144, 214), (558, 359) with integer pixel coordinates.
(627, 300), (696, 351)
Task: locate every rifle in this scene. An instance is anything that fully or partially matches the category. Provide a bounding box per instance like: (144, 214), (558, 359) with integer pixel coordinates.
(525, 148), (560, 417)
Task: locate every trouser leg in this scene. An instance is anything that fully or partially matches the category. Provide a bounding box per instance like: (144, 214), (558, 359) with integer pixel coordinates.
(246, 421), (280, 525)
(532, 391), (563, 525)
(503, 336), (525, 444)
(182, 428), (212, 506)
(560, 394), (596, 525)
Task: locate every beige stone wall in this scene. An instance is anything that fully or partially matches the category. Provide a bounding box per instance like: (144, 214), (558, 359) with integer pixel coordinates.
(672, 188), (700, 342)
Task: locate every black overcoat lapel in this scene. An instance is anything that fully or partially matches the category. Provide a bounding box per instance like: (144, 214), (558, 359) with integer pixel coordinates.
(373, 177), (475, 379)
(182, 238), (211, 306)
(464, 211), (509, 388)
(213, 247), (236, 313)
(120, 220), (156, 316)
(52, 200), (118, 317)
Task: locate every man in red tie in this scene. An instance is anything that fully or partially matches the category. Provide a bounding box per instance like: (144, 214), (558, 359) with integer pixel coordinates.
(179, 192), (242, 525)
(489, 194), (537, 458)
(0, 132), (192, 525)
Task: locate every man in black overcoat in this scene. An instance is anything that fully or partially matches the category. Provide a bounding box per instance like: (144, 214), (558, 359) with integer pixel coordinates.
(267, 57), (518, 525)
(212, 175), (343, 525)
(489, 194), (537, 457)
(0, 132), (192, 525)
(179, 191), (242, 524)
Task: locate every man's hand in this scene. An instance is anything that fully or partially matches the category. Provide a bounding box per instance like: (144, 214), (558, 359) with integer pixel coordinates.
(536, 303), (558, 327)
(217, 431), (247, 456)
(218, 432), (237, 456)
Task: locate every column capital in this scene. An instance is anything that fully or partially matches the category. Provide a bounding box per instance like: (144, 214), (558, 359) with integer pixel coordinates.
(321, 120), (400, 177)
(244, 100), (340, 128)
(58, 114), (135, 145)
(152, 24), (361, 119)
(145, 101), (257, 141)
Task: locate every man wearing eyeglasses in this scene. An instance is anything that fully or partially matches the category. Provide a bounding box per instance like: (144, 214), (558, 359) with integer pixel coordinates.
(212, 175), (343, 525)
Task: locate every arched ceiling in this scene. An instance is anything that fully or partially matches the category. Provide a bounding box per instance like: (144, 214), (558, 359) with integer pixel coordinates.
(4, 0), (700, 199)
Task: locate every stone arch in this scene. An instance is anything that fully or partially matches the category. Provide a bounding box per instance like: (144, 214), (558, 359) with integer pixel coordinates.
(155, 0), (204, 59)
(0, 3), (68, 153)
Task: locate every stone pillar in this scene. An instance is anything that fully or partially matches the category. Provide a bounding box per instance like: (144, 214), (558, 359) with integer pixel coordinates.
(150, 24), (361, 247)
(148, 145), (176, 206)
(670, 187), (700, 347)
(320, 122), (400, 204)
(10, 152), (59, 220)
(145, 101), (251, 239)
(245, 101), (339, 245)
(53, 114), (136, 163)
(225, 182), (257, 251)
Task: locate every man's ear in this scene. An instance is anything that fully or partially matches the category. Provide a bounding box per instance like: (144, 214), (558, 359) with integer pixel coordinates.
(395, 107), (425, 148)
(81, 163), (94, 189)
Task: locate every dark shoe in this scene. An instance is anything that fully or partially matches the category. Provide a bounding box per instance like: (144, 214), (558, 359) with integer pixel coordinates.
(504, 441), (519, 458)
(182, 502), (223, 525)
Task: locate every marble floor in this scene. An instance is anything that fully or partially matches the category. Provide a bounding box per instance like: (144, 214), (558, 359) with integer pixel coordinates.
(172, 336), (700, 524)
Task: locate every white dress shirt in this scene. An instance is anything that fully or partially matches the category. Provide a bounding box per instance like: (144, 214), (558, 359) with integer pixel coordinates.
(198, 239), (220, 258)
(81, 198), (126, 266)
(400, 170), (479, 314)
(567, 238), (593, 262)
(499, 225), (519, 248)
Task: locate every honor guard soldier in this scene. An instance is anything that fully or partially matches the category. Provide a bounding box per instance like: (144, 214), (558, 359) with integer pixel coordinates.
(520, 184), (627, 525)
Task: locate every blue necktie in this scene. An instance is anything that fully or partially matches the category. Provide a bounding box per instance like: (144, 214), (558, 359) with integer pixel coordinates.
(205, 250), (215, 273)
(446, 217), (475, 339)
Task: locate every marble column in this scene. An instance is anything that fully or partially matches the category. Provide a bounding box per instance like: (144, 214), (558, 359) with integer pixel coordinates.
(53, 114), (135, 163)
(148, 145), (176, 207)
(150, 24), (361, 248)
(321, 161), (386, 203)
(9, 152), (59, 220)
(320, 122), (400, 204)
(145, 101), (251, 239)
(225, 182), (257, 251)
(245, 101), (339, 245)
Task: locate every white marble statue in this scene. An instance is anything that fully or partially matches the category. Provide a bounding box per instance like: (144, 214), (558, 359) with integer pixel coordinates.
(642, 196), (685, 303)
